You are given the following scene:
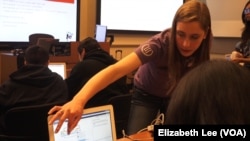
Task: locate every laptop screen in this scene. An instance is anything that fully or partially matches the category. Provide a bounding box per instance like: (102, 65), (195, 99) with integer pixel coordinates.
(48, 62), (66, 79)
(48, 105), (117, 141)
(95, 24), (107, 42)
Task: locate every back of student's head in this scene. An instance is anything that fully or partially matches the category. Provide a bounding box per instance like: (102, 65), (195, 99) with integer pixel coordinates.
(24, 45), (49, 65)
(165, 60), (250, 124)
(77, 37), (101, 54)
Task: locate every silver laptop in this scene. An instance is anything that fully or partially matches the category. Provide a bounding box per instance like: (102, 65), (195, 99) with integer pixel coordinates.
(48, 105), (117, 141)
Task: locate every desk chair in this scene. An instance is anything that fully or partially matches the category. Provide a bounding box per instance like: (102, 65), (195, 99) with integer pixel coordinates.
(29, 33), (54, 45)
(1, 102), (64, 141)
(108, 94), (132, 138)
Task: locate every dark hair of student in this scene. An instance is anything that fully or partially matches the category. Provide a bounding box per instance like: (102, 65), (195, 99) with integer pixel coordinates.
(167, 0), (212, 95)
(77, 37), (101, 54)
(24, 45), (49, 65)
(165, 60), (250, 124)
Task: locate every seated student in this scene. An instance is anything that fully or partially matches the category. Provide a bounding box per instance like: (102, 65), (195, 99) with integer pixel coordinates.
(0, 45), (68, 132)
(230, 1), (250, 69)
(65, 37), (128, 108)
(165, 60), (250, 124)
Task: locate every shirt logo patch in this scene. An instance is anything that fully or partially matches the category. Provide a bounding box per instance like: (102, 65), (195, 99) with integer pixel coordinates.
(141, 44), (153, 56)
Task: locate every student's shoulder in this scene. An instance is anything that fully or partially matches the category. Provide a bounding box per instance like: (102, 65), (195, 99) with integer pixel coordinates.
(80, 59), (107, 67)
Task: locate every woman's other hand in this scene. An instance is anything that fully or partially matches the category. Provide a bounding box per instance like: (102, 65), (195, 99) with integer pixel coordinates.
(230, 51), (243, 62)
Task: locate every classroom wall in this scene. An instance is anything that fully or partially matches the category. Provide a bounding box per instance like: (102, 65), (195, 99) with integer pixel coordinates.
(208, 0), (246, 37)
(80, 0), (246, 59)
(207, 0), (247, 59)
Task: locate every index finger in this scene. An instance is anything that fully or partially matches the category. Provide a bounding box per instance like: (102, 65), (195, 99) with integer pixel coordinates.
(48, 105), (61, 115)
(49, 110), (68, 133)
(48, 106), (62, 125)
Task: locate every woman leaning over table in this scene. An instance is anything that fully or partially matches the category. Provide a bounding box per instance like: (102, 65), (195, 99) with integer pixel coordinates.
(48, 0), (212, 135)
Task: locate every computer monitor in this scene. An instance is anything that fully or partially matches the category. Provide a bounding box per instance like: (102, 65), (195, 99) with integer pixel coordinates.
(95, 24), (107, 42)
(48, 62), (66, 79)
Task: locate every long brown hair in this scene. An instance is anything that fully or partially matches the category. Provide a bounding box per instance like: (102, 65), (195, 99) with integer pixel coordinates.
(167, 0), (212, 95)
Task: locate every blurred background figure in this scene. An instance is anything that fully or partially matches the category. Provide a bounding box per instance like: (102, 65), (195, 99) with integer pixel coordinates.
(231, 1), (250, 69)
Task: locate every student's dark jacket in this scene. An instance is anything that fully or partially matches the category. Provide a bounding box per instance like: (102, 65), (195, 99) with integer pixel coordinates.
(66, 48), (128, 108)
(0, 65), (68, 131)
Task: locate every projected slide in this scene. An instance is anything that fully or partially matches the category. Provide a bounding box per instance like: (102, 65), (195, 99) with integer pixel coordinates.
(98, 0), (183, 32)
(48, 0), (74, 3)
(0, 0), (78, 42)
